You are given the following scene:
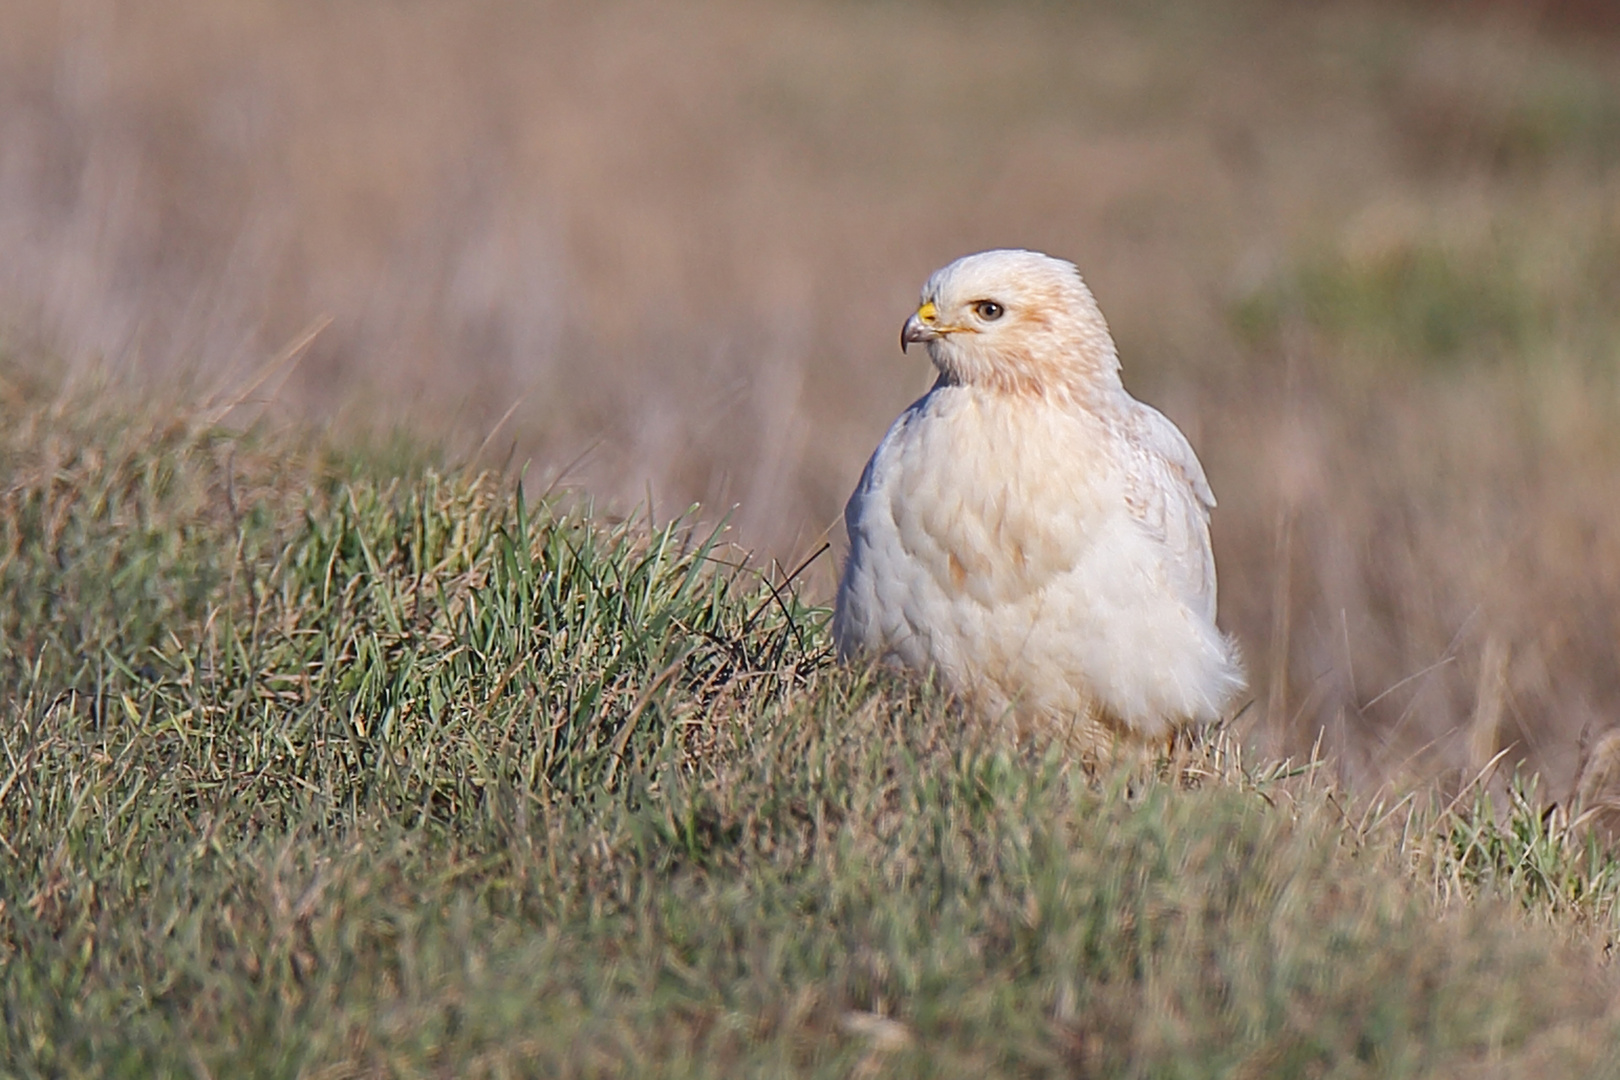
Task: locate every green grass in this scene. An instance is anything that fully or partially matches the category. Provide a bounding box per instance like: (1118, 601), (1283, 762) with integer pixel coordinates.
(4, 369), (1620, 1077)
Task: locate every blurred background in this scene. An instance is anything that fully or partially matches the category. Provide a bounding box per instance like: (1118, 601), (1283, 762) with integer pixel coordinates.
(3, 0), (1618, 792)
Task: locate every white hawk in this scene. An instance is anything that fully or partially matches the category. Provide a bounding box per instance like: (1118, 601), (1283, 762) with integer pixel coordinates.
(834, 249), (1244, 752)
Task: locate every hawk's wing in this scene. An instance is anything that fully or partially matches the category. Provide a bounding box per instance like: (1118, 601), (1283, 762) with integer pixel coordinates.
(1117, 400), (1218, 624)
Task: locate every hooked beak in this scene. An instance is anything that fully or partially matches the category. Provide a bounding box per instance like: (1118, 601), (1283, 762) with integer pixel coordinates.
(900, 300), (940, 353)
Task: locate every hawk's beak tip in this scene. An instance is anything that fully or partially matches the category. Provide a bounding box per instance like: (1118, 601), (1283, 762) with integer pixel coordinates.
(900, 310), (932, 353)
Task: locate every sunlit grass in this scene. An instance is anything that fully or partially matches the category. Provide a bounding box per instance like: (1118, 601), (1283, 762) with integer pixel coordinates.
(3, 371), (1620, 1077)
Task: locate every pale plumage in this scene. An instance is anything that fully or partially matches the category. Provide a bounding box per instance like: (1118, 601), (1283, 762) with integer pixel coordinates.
(834, 249), (1243, 749)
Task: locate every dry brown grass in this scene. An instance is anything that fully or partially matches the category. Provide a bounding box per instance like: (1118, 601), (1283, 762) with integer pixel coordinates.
(3, 0), (1618, 792)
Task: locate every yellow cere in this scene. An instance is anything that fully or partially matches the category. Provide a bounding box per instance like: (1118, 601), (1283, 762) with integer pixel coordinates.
(917, 301), (937, 323)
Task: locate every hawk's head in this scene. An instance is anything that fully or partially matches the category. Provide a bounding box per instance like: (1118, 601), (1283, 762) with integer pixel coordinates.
(901, 249), (1122, 398)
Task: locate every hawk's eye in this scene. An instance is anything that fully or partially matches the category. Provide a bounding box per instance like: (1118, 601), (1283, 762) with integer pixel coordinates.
(973, 300), (1005, 321)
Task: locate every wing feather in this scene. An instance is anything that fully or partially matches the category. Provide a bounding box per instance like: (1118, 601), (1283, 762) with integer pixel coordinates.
(1117, 401), (1218, 623)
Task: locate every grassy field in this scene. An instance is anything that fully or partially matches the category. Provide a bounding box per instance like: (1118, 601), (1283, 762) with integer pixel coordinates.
(4, 0), (1620, 787)
(5, 0), (1620, 1073)
(4, 369), (1620, 1076)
